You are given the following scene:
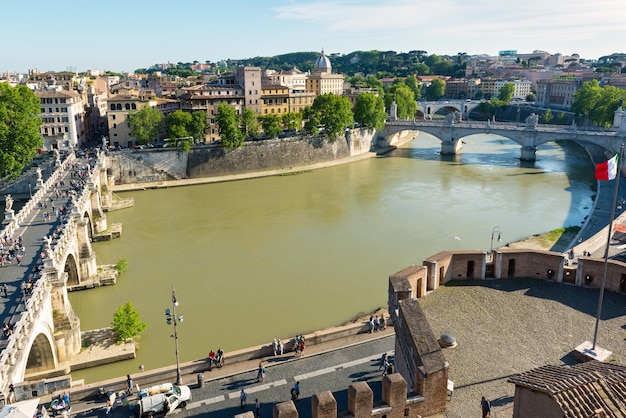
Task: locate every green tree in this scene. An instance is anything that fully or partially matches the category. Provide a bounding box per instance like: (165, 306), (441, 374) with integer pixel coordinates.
(0, 84), (43, 179)
(405, 75), (422, 100)
(111, 302), (148, 344)
(282, 112), (302, 131)
(498, 82), (515, 103)
(128, 105), (163, 145)
(241, 107), (260, 138)
(308, 94), (354, 140)
(166, 110), (192, 140)
(525, 92), (536, 102)
(392, 84), (417, 119)
(541, 108), (554, 123)
(261, 114), (282, 138)
(426, 79), (446, 101)
(216, 103), (244, 148)
(354, 93), (386, 130)
(188, 111), (207, 142)
(572, 80), (626, 127)
(302, 106), (320, 136)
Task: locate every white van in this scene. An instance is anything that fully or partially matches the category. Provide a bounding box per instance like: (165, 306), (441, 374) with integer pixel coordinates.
(138, 385), (191, 416)
(138, 383), (180, 399)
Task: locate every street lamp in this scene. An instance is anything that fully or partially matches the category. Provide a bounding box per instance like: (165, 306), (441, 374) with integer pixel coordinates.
(28, 183), (32, 198)
(165, 285), (183, 385)
(490, 226), (503, 253)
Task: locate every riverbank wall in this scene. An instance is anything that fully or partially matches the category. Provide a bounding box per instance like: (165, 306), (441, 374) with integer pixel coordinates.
(108, 128), (379, 191)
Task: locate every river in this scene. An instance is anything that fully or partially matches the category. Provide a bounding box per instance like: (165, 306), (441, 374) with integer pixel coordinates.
(68, 132), (596, 383)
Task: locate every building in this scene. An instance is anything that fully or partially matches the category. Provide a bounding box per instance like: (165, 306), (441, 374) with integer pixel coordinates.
(236, 66), (262, 114)
(508, 362), (626, 417)
(179, 84), (245, 143)
(264, 67), (308, 93)
(535, 78), (581, 109)
(36, 88), (87, 150)
(306, 49), (344, 96)
(106, 94), (175, 148)
(444, 79), (469, 99)
(260, 84), (289, 116)
(479, 79), (531, 99)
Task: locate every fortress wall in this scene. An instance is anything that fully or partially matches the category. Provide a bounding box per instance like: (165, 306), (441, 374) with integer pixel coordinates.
(187, 131), (375, 179)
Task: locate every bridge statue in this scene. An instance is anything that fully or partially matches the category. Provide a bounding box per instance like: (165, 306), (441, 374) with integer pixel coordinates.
(525, 113), (539, 130)
(5, 194), (13, 211)
(36, 167), (42, 182)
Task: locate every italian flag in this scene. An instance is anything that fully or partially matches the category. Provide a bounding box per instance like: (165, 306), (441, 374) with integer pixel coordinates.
(595, 154), (619, 181)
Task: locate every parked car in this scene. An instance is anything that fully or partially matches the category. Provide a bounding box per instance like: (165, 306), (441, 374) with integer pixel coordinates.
(138, 383), (183, 399)
(139, 385), (191, 417)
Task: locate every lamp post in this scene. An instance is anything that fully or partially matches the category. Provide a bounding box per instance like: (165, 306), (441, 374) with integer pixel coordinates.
(28, 183), (32, 198)
(490, 226), (503, 253)
(165, 285), (183, 385)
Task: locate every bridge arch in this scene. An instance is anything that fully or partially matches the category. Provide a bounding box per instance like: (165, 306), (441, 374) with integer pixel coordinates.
(25, 333), (56, 374)
(82, 210), (93, 241)
(63, 252), (80, 286)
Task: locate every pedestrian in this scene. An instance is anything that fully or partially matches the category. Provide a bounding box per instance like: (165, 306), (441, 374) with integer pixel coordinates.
(240, 389), (247, 409)
(369, 316), (374, 333)
(2, 283), (7, 298)
(293, 381), (300, 400)
(278, 339), (284, 355)
(379, 352), (387, 370)
(272, 339), (278, 356)
(255, 398), (261, 418)
(257, 362), (266, 382)
(126, 374), (133, 395)
(380, 315), (386, 330)
(290, 388), (297, 402)
(8, 383), (14, 404)
(374, 315), (380, 331)
(480, 396), (492, 418)
(298, 339), (305, 357)
(382, 358), (390, 376)
(63, 391), (71, 409)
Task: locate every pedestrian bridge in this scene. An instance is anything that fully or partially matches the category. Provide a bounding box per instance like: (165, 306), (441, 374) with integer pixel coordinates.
(416, 100), (482, 121)
(380, 115), (626, 161)
(0, 151), (117, 402)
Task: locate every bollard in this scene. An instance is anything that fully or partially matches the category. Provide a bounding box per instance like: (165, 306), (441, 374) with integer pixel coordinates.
(197, 373), (204, 388)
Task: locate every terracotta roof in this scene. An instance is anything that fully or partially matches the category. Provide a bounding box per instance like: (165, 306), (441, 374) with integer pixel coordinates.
(35, 89), (81, 99)
(508, 362), (626, 417)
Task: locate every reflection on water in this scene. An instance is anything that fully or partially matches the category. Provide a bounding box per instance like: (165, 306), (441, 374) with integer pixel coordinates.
(69, 133), (595, 383)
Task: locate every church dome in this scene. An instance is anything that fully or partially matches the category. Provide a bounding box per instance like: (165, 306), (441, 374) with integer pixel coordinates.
(314, 49), (332, 73)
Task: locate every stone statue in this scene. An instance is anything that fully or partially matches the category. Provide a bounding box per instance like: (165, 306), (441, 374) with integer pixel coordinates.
(5, 194), (13, 211)
(54, 148), (60, 160)
(43, 235), (53, 257)
(36, 167), (42, 182)
(525, 113), (539, 129)
(445, 112), (455, 124)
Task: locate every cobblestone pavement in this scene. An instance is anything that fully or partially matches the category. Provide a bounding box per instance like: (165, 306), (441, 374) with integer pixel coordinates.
(420, 278), (625, 418)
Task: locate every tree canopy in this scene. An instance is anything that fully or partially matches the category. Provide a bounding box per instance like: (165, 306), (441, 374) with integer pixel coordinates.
(128, 105), (163, 145)
(354, 93), (386, 130)
(241, 107), (260, 138)
(571, 80), (626, 127)
(260, 114), (282, 139)
(111, 301), (148, 344)
(384, 81), (417, 119)
(0, 84), (43, 179)
(216, 103), (244, 148)
(426, 79), (446, 101)
(498, 82), (515, 103)
(304, 94), (353, 140)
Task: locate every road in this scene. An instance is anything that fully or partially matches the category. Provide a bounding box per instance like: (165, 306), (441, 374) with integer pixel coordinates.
(71, 335), (395, 418)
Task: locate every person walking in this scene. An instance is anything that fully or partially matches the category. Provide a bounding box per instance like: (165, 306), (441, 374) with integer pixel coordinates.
(255, 398), (261, 418)
(126, 374), (133, 395)
(480, 396), (492, 418)
(293, 382), (300, 400)
(378, 353), (387, 371)
(2, 283), (7, 298)
(278, 339), (284, 355)
(272, 339), (278, 356)
(382, 358), (390, 376)
(240, 389), (247, 409)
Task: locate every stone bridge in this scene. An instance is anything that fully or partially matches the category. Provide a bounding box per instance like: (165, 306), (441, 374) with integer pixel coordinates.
(379, 113), (626, 161)
(0, 151), (114, 402)
(415, 99), (482, 121)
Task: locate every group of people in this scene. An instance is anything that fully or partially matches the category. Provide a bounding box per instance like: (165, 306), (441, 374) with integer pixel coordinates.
(271, 338), (284, 356)
(2, 321), (14, 338)
(368, 315), (386, 333)
(208, 348), (224, 370)
(293, 335), (305, 356)
(0, 234), (25, 267)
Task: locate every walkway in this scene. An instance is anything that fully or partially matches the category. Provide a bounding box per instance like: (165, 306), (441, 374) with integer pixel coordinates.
(0, 159), (90, 349)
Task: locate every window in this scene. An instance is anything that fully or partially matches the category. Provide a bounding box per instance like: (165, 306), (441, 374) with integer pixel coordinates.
(131, 103), (137, 110)
(110, 104), (116, 111)
(113, 123), (117, 128)
(116, 104), (122, 110)
(65, 127), (69, 133)
(41, 108), (45, 113)
(49, 108), (53, 113)
(125, 103), (130, 110)
(112, 114), (116, 120)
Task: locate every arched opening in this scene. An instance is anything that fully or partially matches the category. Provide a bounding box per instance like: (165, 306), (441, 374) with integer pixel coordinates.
(83, 211), (93, 241)
(432, 106), (461, 119)
(64, 253), (80, 286)
(26, 333), (56, 374)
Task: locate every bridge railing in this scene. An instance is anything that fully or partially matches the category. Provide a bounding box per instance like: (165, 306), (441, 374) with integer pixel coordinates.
(1, 153), (76, 240)
(0, 276), (51, 394)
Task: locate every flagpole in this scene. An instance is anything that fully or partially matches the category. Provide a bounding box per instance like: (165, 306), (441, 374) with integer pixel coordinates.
(592, 142), (624, 351)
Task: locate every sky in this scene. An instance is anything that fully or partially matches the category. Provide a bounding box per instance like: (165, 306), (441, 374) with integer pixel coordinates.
(1, 0), (625, 73)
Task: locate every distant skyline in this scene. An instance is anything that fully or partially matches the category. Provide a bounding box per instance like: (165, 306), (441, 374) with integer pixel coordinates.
(2, 0), (624, 74)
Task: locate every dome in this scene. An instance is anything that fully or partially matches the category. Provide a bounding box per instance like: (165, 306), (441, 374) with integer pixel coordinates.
(314, 49), (332, 73)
